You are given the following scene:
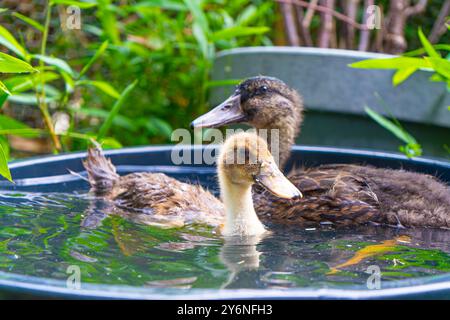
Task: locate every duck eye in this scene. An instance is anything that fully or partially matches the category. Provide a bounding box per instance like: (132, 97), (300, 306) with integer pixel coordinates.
(259, 85), (268, 93)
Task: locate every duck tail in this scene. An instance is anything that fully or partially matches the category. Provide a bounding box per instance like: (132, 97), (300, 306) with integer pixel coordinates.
(83, 142), (119, 196)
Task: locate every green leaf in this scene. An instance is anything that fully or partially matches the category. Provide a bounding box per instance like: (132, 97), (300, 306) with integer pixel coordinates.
(365, 106), (417, 145)
(392, 67), (417, 86)
(4, 72), (59, 93)
(0, 25), (27, 59)
(50, 0), (97, 9)
(183, 0), (209, 33)
(97, 80), (138, 140)
(131, 0), (187, 11)
(58, 71), (74, 94)
(145, 117), (172, 138)
(79, 40), (109, 78)
(0, 114), (38, 137)
(0, 92), (7, 108)
(429, 73), (445, 82)
(349, 57), (430, 70)
(76, 80), (120, 98)
(8, 93), (56, 105)
(192, 22), (209, 58)
(0, 143), (12, 183)
(211, 26), (270, 41)
(426, 57), (450, 80)
(418, 27), (440, 59)
(236, 5), (257, 26)
(99, 137), (122, 149)
(0, 52), (36, 73)
(403, 44), (450, 57)
(0, 81), (11, 95)
(76, 107), (138, 131)
(97, 0), (121, 45)
(32, 54), (75, 77)
(12, 12), (44, 32)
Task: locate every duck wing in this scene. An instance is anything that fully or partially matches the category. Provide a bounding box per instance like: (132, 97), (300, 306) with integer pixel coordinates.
(112, 172), (224, 227)
(254, 164), (382, 226)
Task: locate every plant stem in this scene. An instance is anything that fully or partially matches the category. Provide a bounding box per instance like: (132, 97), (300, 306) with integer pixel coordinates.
(38, 2), (61, 152)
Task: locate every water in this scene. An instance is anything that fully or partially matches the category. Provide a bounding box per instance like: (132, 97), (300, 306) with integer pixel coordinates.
(1, 169), (450, 293)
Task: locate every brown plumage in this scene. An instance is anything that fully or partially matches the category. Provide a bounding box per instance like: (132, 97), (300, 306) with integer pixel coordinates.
(191, 76), (450, 228)
(82, 133), (301, 235)
(83, 147), (224, 228)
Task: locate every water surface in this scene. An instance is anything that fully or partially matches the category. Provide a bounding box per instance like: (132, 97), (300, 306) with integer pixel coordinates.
(1, 170), (450, 293)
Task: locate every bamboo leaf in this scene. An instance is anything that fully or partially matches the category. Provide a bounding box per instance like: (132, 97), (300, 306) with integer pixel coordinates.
(0, 25), (27, 59)
(0, 114), (38, 137)
(12, 12), (45, 32)
(79, 40), (109, 77)
(403, 44), (450, 57)
(211, 26), (270, 41)
(183, 0), (209, 33)
(8, 93), (57, 105)
(50, 0), (97, 9)
(4, 72), (59, 93)
(426, 57), (450, 80)
(349, 57), (430, 70)
(365, 106), (416, 145)
(131, 0), (187, 11)
(77, 107), (138, 131)
(76, 80), (120, 98)
(0, 52), (36, 73)
(418, 27), (440, 59)
(0, 143), (12, 183)
(0, 81), (11, 95)
(392, 67), (417, 86)
(97, 80), (138, 140)
(192, 22), (209, 58)
(32, 54), (75, 77)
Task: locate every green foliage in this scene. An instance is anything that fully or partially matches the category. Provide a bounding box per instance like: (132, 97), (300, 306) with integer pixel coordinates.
(0, 143), (12, 182)
(365, 106), (422, 158)
(0, 3), (142, 181)
(350, 28), (450, 88)
(97, 80), (138, 140)
(350, 28), (450, 157)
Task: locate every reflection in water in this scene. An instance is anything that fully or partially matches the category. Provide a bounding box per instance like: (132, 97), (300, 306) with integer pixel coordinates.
(219, 235), (266, 289)
(1, 188), (450, 290)
(327, 235), (411, 275)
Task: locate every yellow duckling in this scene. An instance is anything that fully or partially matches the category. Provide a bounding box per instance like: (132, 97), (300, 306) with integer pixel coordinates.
(82, 132), (301, 237)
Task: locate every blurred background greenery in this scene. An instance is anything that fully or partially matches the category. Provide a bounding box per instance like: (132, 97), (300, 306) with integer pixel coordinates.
(0, 0), (448, 180)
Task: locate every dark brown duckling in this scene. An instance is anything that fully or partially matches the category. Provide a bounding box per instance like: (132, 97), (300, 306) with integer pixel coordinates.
(191, 76), (450, 229)
(82, 132), (301, 236)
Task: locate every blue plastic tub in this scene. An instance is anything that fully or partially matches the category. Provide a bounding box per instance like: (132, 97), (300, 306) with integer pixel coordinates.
(0, 145), (449, 299)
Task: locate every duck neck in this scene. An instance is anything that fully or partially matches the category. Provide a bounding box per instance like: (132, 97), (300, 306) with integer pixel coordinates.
(219, 176), (265, 237)
(257, 124), (295, 170)
(257, 93), (303, 170)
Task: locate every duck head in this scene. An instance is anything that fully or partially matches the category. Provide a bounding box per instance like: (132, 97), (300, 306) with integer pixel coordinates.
(191, 76), (303, 168)
(191, 76), (302, 130)
(218, 132), (302, 237)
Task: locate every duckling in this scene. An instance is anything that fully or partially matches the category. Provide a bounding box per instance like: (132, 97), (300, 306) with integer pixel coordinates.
(82, 132), (301, 236)
(191, 76), (450, 229)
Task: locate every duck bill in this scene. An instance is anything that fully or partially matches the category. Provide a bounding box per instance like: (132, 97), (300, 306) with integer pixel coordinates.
(190, 94), (246, 128)
(255, 162), (303, 200)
